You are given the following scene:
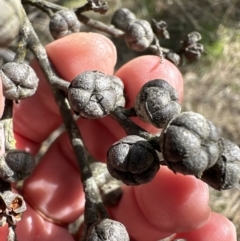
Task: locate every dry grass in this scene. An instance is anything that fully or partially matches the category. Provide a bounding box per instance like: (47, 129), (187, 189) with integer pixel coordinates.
(182, 26), (240, 145)
(181, 25), (240, 240)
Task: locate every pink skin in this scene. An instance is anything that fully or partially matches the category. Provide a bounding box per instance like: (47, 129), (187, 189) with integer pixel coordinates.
(0, 33), (235, 240)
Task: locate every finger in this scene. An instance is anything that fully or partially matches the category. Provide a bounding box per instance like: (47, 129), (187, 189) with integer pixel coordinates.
(173, 212), (237, 241)
(115, 56), (184, 106)
(14, 32), (117, 154)
(109, 167), (211, 241)
(22, 131), (85, 224)
(16, 202), (75, 241)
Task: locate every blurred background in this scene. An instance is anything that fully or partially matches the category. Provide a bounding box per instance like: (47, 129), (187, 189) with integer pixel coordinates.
(6, 0), (240, 239)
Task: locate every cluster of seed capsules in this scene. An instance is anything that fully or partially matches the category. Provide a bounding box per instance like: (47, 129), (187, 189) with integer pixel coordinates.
(0, 63), (38, 227)
(48, 7), (204, 64)
(67, 69), (240, 191)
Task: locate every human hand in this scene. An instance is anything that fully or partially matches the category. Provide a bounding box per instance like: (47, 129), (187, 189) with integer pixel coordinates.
(0, 33), (236, 241)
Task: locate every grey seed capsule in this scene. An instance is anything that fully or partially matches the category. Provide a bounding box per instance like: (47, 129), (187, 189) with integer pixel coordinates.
(165, 52), (181, 66)
(49, 10), (81, 39)
(0, 62), (39, 100)
(0, 149), (36, 182)
(111, 8), (136, 30)
(201, 138), (240, 190)
(184, 43), (204, 62)
(135, 79), (181, 128)
(160, 112), (220, 176)
(107, 135), (160, 185)
(68, 70), (125, 119)
(125, 19), (154, 52)
(0, 191), (26, 226)
(86, 218), (129, 241)
(183, 31), (202, 47)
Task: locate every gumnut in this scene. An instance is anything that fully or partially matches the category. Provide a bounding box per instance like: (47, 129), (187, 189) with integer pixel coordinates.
(184, 43), (204, 62)
(135, 79), (181, 128)
(125, 19), (154, 52)
(0, 149), (36, 182)
(201, 138), (240, 190)
(107, 135), (160, 185)
(182, 31), (202, 47)
(0, 191), (26, 226)
(160, 111), (220, 176)
(111, 8), (136, 30)
(165, 52), (181, 66)
(49, 9), (81, 39)
(86, 218), (129, 241)
(0, 62), (39, 100)
(68, 70), (125, 119)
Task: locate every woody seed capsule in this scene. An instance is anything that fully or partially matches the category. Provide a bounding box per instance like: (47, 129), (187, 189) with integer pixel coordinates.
(86, 218), (129, 241)
(111, 8), (136, 30)
(49, 9), (81, 39)
(107, 135), (160, 185)
(0, 62), (39, 100)
(201, 138), (240, 190)
(125, 19), (154, 52)
(135, 79), (181, 128)
(68, 70), (125, 119)
(160, 112), (220, 176)
(0, 149), (36, 182)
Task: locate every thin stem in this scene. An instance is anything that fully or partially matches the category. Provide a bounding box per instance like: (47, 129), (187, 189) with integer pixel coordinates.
(148, 44), (170, 56)
(7, 225), (17, 241)
(19, 5), (109, 238)
(52, 76), (70, 92)
(153, 35), (163, 63)
(14, 38), (27, 63)
(110, 107), (154, 140)
(75, 1), (108, 14)
(111, 107), (161, 152)
(0, 100), (15, 240)
(75, 2), (93, 14)
(76, 14), (125, 38)
(21, 0), (65, 14)
(1, 99), (15, 151)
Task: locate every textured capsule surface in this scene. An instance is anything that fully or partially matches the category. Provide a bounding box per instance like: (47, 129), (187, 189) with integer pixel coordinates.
(0, 62), (39, 100)
(87, 219), (129, 241)
(201, 138), (240, 190)
(111, 8), (136, 30)
(49, 9), (81, 39)
(135, 79), (181, 128)
(125, 19), (154, 52)
(107, 135), (160, 185)
(0, 150), (36, 182)
(68, 70), (125, 119)
(160, 111), (220, 175)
